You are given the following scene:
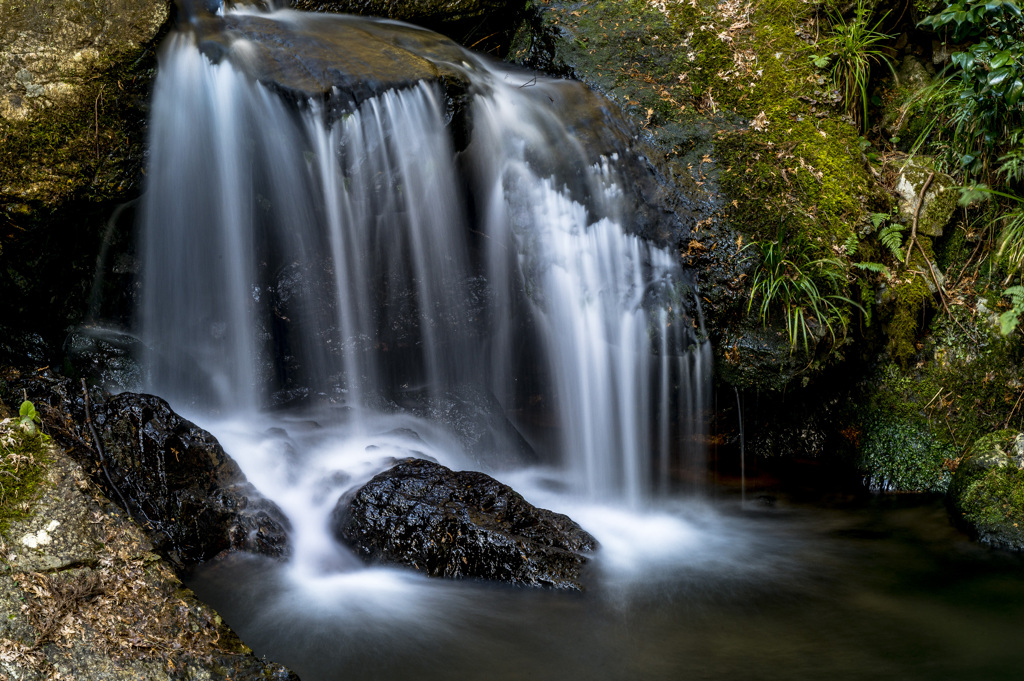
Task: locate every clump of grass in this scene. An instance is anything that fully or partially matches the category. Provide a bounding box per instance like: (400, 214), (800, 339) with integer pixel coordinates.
(745, 234), (857, 352)
(810, 0), (897, 130)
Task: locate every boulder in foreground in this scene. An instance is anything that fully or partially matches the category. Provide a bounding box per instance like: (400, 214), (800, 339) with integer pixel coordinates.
(333, 458), (597, 590)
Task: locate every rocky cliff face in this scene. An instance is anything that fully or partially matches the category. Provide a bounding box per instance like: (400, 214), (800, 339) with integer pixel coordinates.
(0, 0), (171, 363)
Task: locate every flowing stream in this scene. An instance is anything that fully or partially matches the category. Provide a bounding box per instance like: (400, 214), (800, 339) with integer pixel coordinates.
(132, 5), (1024, 680)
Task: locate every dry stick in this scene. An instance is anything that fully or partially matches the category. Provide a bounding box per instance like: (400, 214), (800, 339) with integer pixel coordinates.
(901, 172), (972, 333)
(904, 171), (934, 267)
(1005, 389), (1024, 429)
(80, 378), (133, 519)
(94, 86), (102, 160)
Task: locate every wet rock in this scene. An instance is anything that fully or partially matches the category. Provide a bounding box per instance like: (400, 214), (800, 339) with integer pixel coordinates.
(89, 392), (291, 570)
(63, 327), (145, 393)
(292, 0), (515, 25)
(398, 383), (538, 468)
(333, 458), (597, 589)
(7, 371), (292, 571)
(192, 11), (472, 117)
(948, 430), (1024, 550)
(289, 0), (522, 49)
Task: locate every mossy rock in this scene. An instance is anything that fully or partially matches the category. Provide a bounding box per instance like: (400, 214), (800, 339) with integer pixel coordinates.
(948, 430), (1024, 550)
(857, 410), (956, 493)
(507, 0), (875, 391)
(892, 156), (958, 238)
(0, 0), (170, 363)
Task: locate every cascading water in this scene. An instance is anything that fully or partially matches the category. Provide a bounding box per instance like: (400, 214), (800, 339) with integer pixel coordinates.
(138, 6), (711, 504)
(120, 7), (1024, 681)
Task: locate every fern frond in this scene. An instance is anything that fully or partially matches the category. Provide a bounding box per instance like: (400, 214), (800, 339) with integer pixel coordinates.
(879, 224), (905, 260)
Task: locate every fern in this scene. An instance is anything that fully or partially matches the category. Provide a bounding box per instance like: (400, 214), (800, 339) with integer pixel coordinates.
(854, 261), (891, 276)
(843, 233), (859, 256)
(999, 285), (1024, 335)
(879, 223), (905, 259)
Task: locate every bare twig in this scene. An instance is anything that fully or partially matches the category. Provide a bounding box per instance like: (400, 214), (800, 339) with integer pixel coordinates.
(80, 379), (132, 518)
(1005, 389), (1024, 429)
(904, 171), (934, 266)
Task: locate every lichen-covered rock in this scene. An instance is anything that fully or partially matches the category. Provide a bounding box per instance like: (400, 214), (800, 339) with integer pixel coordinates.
(0, 446), (297, 681)
(893, 156), (958, 238)
(948, 430), (1024, 550)
(0, 0), (171, 365)
(333, 458), (597, 589)
(0, 0), (169, 204)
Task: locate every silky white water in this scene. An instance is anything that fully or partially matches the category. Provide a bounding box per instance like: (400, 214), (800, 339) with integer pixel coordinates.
(127, 9), (1024, 681)
(139, 9), (710, 505)
(135, 8), (724, 675)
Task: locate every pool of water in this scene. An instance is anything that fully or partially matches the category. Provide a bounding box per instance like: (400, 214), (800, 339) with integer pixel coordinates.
(190, 489), (1024, 681)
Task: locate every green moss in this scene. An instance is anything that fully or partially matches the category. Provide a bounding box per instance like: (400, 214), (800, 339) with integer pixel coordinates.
(949, 431), (1024, 548)
(716, 116), (866, 249)
(856, 364), (958, 493)
(0, 421), (50, 537)
(886, 269), (932, 364)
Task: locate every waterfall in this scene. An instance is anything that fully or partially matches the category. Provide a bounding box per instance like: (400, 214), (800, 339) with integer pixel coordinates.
(137, 8), (711, 502)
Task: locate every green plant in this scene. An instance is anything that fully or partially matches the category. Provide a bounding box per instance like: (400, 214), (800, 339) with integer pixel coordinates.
(998, 285), (1024, 333)
(18, 400), (43, 435)
(810, 0), (897, 129)
(919, 0), (1024, 178)
(745, 236), (859, 351)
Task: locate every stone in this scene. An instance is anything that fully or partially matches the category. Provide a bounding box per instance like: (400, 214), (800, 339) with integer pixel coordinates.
(90, 392), (291, 570)
(897, 54), (933, 91)
(333, 458), (597, 589)
(0, 445), (297, 681)
(192, 10), (472, 115)
(289, 0), (520, 43)
(6, 371), (290, 571)
(893, 157), (958, 238)
(948, 430), (1024, 551)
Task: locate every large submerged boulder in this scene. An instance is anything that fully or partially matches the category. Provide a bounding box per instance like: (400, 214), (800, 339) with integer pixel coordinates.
(333, 458), (597, 589)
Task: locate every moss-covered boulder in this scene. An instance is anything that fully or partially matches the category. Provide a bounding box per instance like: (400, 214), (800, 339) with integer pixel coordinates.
(948, 430), (1024, 550)
(0, 0), (168, 205)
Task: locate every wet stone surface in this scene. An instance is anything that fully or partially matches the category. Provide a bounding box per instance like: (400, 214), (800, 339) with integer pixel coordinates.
(334, 458), (597, 590)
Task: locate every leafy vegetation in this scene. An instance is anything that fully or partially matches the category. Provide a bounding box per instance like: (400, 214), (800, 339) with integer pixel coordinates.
(0, 400), (49, 535)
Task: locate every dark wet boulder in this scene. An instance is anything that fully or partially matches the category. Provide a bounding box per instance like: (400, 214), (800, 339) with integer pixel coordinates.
(289, 0), (523, 50)
(90, 392), (291, 570)
(333, 458), (596, 589)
